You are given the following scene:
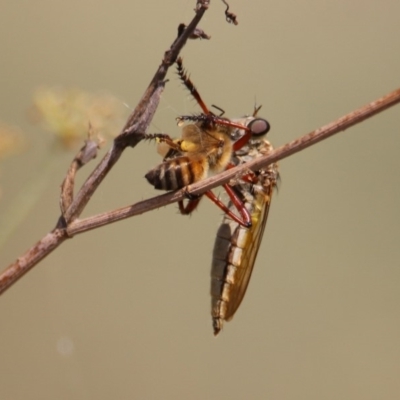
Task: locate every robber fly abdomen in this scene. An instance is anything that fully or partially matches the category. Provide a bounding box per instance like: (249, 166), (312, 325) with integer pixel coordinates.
(211, 140), (279, 335)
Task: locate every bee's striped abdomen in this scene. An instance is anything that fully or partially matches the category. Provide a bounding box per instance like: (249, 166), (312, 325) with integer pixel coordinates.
(145, 156), (206, 191)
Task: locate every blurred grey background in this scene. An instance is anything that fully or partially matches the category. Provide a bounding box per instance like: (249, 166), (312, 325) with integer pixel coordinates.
(1, 1), (400, 399)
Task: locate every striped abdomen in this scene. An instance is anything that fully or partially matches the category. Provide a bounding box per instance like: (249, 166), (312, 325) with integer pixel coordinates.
(211, 186), (260, 335)
(210, 140), (278, 335)
(145, 156), (207, 191)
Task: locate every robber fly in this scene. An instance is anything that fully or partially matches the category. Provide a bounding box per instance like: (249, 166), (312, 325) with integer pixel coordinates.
(211, 134), (279, 335)
(144, 58), (277, 335)
(145, 57), (270, 227)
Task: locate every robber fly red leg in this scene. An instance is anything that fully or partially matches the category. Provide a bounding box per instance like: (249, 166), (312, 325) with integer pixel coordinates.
(205, 188), (251, 228)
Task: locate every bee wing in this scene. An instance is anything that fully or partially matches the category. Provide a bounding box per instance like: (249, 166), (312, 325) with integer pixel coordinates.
(181, 122), (230, 152)
(157, 141), (174, 158)
(181, 124), (203, 151)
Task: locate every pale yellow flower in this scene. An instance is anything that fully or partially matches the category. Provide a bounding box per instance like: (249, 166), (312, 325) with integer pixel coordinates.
(0, 124), (25, 160)
(30, 87), (128, 148)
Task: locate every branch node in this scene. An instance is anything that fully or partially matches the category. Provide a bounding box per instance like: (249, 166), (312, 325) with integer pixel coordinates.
(60, 124), (102, 217)
(177, 23), (211, 40)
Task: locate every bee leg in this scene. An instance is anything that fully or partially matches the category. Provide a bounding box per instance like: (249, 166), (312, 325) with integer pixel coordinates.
(144, 133), (182, 152)
(178, 196), (203, 215)
(143, 133), (171, 141)
(183, 191), (202, 201)
(205, 187), (252, 228)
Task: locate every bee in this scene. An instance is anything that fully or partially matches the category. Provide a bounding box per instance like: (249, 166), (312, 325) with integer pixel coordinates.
(145, 57), (270, 226)
(210, 136), (279, 335)
(145, 116), (233, 191)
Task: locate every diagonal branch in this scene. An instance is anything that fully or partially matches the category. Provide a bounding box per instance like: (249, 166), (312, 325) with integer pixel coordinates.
(64, 87), (400, 235)
(0, 2), (399, 298)
(63, 3), (209, 224)
(0, 1), (211, 296)
(0, 85), (399, 296)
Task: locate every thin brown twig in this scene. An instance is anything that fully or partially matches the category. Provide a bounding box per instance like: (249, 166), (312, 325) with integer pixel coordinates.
(0, 2), (399, 297)
(221, 0), (238, 24)
(0, 1), (211, 296)
(63, 4), (209, 224)
(64, 87), (400, 236)
(1, 88), (399, 297)
(60, 125), (100, 217)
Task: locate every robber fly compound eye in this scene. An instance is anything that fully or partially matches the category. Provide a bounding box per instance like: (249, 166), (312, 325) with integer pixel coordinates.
(248, 118), (270, 137)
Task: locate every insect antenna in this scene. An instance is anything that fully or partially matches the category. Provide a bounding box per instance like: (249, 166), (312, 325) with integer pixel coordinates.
(211, 104), (225, 116)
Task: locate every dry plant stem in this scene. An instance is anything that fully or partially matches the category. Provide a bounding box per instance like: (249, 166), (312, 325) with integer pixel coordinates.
(60, 160), (78, 216)
(0, 87), (398, 297)
(0, 232), (67, 294)
(0, 87), (399, 296)
(190, 86), (400, 195)
(63, 4), (209, 224)
(0, 0), (398, 296)
(60, 137), (100, 215)
(0, 2), (210, 296)
(66, 87), (400, 235)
